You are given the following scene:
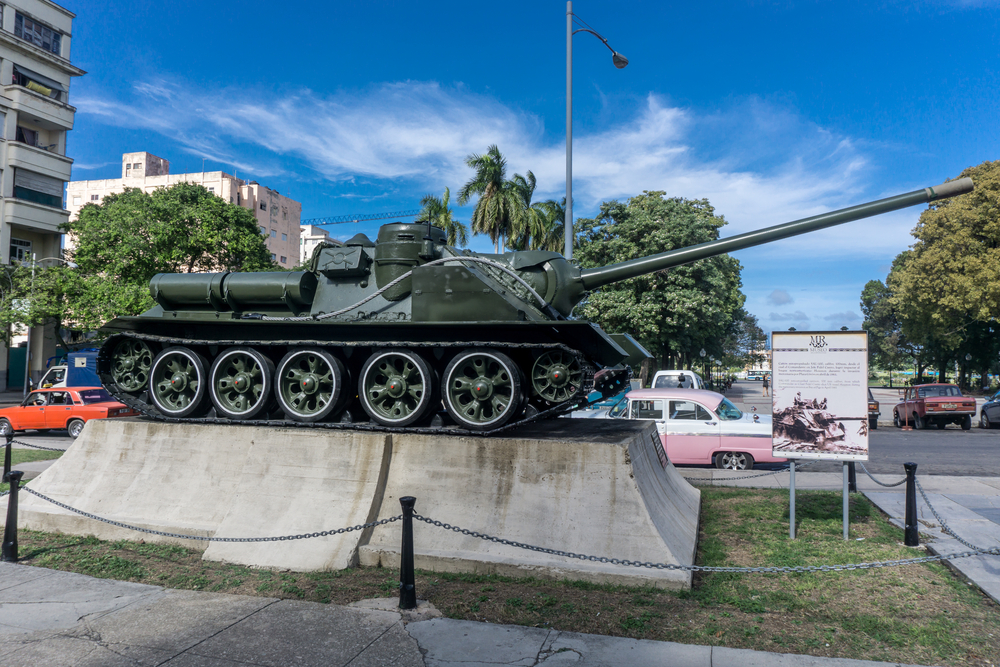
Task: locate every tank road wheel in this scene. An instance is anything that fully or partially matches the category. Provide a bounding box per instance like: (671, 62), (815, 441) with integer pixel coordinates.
(209, 347), (275, 420)
(149, 347), (210, 418)
(531, 350), (583, 403)
(110, 338), (155, 393)
(276, 349), (345, 422)
(359, 349), (436, 427)
(443, 349), (522, 431)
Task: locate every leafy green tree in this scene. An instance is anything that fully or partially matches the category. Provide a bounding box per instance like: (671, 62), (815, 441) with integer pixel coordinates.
(0, 183), (276, 342)
(457, 145), (527, 252)
(574, 191), (746, 369)
(888, 161), (1000, 383)
(419, 187), (469, 247)
(860, 277), (913, 385)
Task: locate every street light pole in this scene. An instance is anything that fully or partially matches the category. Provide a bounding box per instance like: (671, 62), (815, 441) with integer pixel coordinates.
(565, 1), (628, 261)
(566, 1), (573, 260)
(21, 255), (76, 397)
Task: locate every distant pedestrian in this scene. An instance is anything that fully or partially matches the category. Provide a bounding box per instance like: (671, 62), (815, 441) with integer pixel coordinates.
(762, 375), (770, 397)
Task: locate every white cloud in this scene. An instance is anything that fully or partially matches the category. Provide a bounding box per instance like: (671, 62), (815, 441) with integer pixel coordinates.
(76, 80), (880, 227)
(770, 311), (811, 321)
(767, 289), (793, 305)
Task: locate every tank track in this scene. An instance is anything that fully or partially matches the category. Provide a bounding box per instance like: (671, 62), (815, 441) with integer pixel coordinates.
(98, 332), (603, 437)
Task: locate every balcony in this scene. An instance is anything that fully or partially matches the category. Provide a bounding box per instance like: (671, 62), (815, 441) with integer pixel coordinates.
(3, 199), (69, 235)
(7, 142), (73, 182)
(3, 84), (76, 130)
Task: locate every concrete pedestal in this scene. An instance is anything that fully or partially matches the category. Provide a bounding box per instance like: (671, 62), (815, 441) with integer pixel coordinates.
(16, 418), (700, 589)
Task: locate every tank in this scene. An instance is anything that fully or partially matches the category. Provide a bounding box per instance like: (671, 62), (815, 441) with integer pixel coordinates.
(96, 177), (973, 434)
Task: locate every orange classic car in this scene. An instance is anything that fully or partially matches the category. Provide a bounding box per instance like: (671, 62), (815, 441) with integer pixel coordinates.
(0, 387), (138, 439)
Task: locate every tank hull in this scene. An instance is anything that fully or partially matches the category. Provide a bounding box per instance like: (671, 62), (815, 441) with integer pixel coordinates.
(97, 319), (632, 435)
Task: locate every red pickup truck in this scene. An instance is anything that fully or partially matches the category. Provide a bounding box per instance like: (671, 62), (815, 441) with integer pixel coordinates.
(893, 384), (976, 431)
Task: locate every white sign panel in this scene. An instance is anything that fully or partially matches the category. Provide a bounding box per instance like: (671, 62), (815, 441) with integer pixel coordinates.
(771, 331), (869, 461)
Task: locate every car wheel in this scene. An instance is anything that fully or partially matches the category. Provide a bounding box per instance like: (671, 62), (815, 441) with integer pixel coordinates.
(716, 452), (754, 471)
(0, 418), (12, 437)
(893, 411), (901, 428)
(982, 412), (992, 429)
(914, 413), (924, 430)
(962, 415), (972, 431)
(67, 418), (85, 439)
(937, 421), (947, 430)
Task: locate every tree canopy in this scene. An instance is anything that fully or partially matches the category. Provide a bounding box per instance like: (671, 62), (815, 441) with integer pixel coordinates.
(863, 161), (1000, 386)
(574, 191), (746, 368)
(0, 183), (276, 342)
(418, 187), (469, 247)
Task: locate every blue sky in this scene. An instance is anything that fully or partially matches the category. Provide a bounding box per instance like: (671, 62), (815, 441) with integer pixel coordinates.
(64, 0), (999, 335)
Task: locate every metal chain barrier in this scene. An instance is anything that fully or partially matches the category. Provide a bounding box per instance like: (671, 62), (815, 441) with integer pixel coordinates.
(686, 460), (822, 483)
(20, 487), (401, 542)
(858, 462), (907, 487)
(9, 439), (68, 452)
(914, 478), (997, 554)
(414, 513), (997, 574)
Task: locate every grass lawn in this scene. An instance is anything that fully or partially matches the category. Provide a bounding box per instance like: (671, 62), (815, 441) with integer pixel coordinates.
(4, 486), (999, 665)
(1, 448), (62, 493)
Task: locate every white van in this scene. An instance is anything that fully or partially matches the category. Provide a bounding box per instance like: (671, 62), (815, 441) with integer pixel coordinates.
(650, 370), (704, 390)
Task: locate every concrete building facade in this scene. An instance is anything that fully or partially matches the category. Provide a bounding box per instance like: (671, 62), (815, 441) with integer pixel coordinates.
(299, 223), (334, 264)
(66, 152), (302, 267)
(0, 0), (85, 389)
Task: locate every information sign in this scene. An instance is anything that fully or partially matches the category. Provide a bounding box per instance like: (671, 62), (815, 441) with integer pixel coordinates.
(771, 331), (869, 461)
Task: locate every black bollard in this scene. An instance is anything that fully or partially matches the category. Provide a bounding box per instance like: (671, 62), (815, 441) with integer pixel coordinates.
(848, 462), (857, 493)
(2, 470), (24, 562)
(3, 432), (11, 482)
(398, 496), (417, 610)
(904, 462), (919, 547)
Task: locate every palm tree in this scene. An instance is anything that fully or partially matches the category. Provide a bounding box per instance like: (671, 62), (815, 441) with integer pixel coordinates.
(418, 187), (468, 247)
(457, 145), (526, 253)
(528, 197), (566, 252)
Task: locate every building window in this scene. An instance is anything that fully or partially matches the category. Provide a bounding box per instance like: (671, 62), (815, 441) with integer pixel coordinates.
(134, 163), (141, 169)
(72, 196), (81, 205)
(270, 253), (276, 261)
(10, 238), (31, 264)
(259, 226), (266, 235)
(208, 186), (214, 193)
(270, 230), (276, 238)
(280, 256), (287, 264)
(281, 233), (287, 241)
(11, 65), (62, 101)
(91, 195), (99, 201)
(260, 202), (267, 211)
(14, 13), (62, 56)
(13, 169), (64, 208)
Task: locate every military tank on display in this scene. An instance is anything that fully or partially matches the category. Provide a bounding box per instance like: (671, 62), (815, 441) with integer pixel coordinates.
(96, 177), (973, 434)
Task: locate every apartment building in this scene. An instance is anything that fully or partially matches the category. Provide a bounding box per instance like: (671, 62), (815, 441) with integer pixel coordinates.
(67, 152), (302, 267)
(299, 223), (334, 264)
(0, 0), (85, 389)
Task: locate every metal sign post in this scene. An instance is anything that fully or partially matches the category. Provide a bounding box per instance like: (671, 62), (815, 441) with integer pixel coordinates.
(843, 462), (850, 540)
(789, 460), (796, 539)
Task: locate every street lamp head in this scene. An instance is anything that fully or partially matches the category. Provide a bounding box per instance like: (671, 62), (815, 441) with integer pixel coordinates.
(699, 348), (706, 358)
(612, 52), (628, 69)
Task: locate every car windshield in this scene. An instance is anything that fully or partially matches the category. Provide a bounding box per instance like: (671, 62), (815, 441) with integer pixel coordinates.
(715, 398), (743, 421)
(78, 389), (113, 404)
(608, 396), (628, 418)
(653, 374), (685, 388)
(917, 386), (962, 398)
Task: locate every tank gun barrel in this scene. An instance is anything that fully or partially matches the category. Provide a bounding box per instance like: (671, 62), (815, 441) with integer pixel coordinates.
(579, 177), (973, 291)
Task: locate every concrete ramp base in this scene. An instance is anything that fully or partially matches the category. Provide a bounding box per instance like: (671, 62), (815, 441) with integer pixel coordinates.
(15, 419), (699, 589)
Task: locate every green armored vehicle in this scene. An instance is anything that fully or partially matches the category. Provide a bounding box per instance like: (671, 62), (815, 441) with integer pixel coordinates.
(97, 178), (973, 434)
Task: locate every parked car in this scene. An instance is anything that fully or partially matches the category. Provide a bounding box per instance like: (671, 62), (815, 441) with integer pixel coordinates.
(605, 388), (784, 470)
(893, 383), (976, 430)
(0, 387), (138, 439)
(868, 388), (879, 430)
(650, 370), (705, 389)
(981, 390), (1000, 429)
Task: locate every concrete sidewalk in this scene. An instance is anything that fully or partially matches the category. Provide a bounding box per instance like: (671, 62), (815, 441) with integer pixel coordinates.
(0, 561), (930, 667)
